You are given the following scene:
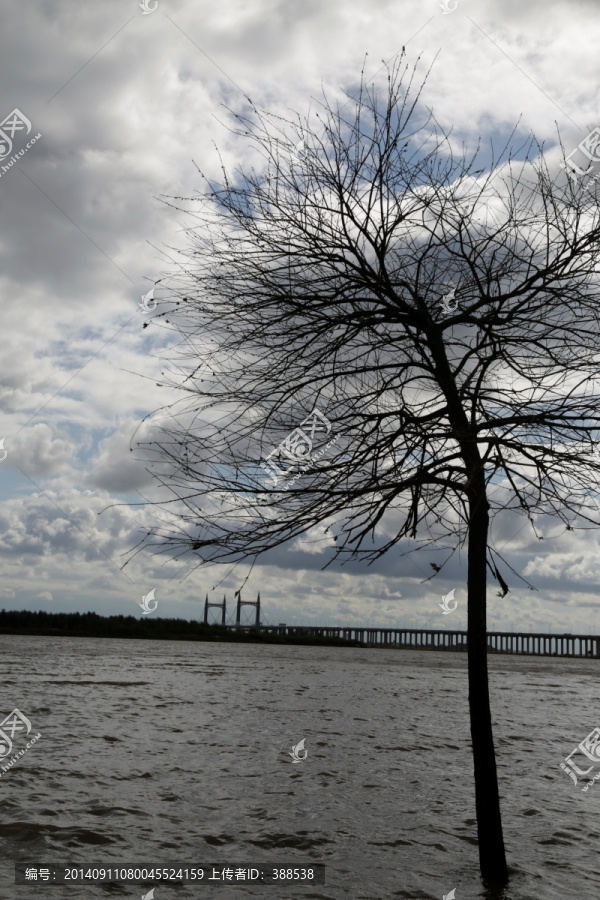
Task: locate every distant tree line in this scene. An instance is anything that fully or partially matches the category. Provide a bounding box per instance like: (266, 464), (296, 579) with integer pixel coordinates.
(0, 609), (360, 646)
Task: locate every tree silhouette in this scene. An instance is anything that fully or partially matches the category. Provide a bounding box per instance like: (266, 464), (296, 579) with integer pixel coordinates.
(125, 55), (600, 885)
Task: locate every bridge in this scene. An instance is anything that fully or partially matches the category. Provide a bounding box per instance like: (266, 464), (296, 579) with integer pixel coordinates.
(253, 625), (600, 658)
(202, 595), (598, 658)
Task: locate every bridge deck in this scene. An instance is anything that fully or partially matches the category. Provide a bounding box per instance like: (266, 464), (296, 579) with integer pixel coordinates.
(229, 625), (600, 658)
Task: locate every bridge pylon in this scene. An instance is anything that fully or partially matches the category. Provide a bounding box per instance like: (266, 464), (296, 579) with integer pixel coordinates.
(235, 591), (260, 628)
(204, 593), (226, 626)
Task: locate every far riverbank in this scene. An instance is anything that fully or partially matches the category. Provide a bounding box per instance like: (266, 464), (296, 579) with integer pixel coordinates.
(0, 609), (362, 647)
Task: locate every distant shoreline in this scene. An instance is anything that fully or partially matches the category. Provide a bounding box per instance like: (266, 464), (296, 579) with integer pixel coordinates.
(1, 611), (593, 657)
(0, 609), (364, 647)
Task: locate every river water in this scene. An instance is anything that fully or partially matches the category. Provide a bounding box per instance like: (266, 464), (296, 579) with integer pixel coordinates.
(0, 633), (598, 899)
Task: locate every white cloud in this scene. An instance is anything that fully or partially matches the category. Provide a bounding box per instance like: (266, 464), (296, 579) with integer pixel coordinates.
(0, 0), (599, 630)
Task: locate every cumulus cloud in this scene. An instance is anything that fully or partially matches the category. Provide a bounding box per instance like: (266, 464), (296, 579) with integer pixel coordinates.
(0, 0), (599, 630)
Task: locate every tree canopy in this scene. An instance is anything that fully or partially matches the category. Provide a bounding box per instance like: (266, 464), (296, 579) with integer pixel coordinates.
(126, 55), (600, 586)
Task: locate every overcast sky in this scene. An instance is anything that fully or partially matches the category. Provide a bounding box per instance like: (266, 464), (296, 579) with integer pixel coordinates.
(1, 0), (600, 633)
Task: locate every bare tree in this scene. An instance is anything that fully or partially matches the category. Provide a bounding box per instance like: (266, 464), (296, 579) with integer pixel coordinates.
(125, 56), (600, 885)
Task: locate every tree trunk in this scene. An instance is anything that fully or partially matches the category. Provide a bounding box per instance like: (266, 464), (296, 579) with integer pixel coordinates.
(467, 480), (508, 884)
